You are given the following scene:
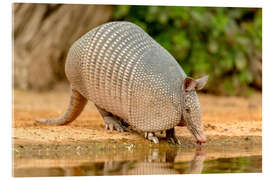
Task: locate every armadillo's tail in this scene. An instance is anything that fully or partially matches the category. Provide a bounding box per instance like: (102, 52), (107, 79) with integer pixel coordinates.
(36, 89), (87, 125)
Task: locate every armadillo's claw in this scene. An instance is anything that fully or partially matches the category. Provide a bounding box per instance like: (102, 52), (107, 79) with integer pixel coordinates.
(104, 116), (130, 132)
(175, 137), (181, 145)
(144, 132), (148, 138)
(168, 137), (176, 144)
(145, 132), (159, 144)
(166, 128), (181, 146)
(167, 136), (181, 145)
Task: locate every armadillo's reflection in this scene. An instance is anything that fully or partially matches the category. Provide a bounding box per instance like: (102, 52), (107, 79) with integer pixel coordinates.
(185, 147), (206, 174)
(102, 147), (206, 175)
(62, 146), (206, 176)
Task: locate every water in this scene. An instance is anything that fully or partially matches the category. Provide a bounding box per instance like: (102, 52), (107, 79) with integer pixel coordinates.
(13, 141), (262, 177)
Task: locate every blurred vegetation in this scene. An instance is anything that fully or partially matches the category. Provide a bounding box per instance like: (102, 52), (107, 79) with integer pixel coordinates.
(112, 6), (262, 96)
(202, 156), (262, 173)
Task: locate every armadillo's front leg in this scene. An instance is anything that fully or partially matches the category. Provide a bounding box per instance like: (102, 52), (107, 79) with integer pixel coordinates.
(36, 89), (87, 125)
(96, 106), (130, 132)
(144, 132), (159, 144)
(166, 128), (181, 145)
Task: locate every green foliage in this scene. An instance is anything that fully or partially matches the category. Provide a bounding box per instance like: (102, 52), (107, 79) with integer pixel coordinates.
(202, 156), (262, 173)
(112, 6), (262, 96)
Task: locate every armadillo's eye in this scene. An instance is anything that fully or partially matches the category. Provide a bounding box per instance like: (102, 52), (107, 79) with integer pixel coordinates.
(185, 108), (190, 113)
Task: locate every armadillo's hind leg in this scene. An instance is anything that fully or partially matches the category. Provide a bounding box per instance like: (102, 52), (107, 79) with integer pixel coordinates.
(96, 106), (130, 132)
(166, 128), (181, 145)
(144, 132), (159, 144)
(36, 89), (87, 125)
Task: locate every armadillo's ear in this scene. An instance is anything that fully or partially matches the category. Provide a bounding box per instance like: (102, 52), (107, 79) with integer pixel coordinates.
(195, 75), (208, 90)
(183, 77), (197, 91)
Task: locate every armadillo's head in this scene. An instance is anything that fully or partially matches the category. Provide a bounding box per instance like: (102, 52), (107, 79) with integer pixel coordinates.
(180, 75), (208, 145)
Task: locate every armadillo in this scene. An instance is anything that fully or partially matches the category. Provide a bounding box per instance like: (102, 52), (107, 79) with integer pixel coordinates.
(37, 21), (208, 145)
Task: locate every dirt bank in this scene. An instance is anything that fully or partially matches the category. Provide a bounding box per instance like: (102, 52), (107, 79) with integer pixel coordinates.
(13, 83), (262, 147)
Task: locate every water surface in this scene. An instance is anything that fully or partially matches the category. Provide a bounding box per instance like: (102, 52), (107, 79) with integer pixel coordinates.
(13, 141), (262, 177)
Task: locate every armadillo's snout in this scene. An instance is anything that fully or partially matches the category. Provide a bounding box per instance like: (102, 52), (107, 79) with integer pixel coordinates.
(196, 135), (207, 145)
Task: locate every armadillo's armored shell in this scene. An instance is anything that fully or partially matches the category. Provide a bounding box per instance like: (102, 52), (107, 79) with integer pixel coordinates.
(65, 22), (186, 132)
